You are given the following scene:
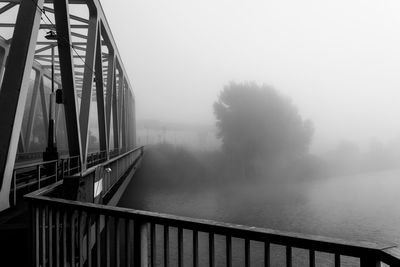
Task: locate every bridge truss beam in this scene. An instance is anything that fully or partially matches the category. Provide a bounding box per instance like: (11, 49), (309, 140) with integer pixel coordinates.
(0, 0), (136, 211)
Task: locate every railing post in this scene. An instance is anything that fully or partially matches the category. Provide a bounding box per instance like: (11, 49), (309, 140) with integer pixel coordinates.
(61, 159), (65, 180)
(134, 220), (148, 267)
(13, 170), (16, 206)
(37, 165), (41, 189)
(29, 202), (38, 267)
(55, 161), (58, 182)
(67, 158), (70, 176)
(116, 160), (119, 182)
(360, 256), (381, 267)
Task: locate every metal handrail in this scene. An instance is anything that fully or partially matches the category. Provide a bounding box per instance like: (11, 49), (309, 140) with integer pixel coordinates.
(10, 149), (132, 207)
(14, 159), (58, 170)
(81, 146), (143, 177)
(25, 184), (400, 267)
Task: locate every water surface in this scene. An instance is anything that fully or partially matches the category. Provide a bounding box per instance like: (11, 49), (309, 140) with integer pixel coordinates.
(119, 167), (400, 265)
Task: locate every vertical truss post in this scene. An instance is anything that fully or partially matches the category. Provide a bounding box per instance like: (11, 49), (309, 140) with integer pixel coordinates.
(117, 69), (124, 151)
(25, 70), (41, 151)
(112, 67), (119, 151)
(94, 22), (108, 158)
(53, 0), (82, 169)
(0, 45), (8, 84)
(105, 52), (115, 157)
(39, 75), (49, 140)
(133, 96), (136, 147)
(0, 0), (44, 211)
(126, 92), (131, 149)
(131, 94), (134, 148)
(79, 5), (98, 170)
(121, 81), (127, 152)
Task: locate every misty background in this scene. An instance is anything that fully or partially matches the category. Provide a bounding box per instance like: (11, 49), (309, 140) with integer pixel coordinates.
(102, 0), (400, 155)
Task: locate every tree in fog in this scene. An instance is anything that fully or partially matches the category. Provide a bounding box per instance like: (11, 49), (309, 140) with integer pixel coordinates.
(213, 82), (313, 175)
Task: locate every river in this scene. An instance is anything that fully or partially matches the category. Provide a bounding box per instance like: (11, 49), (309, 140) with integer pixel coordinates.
(118, 166), (400, 266)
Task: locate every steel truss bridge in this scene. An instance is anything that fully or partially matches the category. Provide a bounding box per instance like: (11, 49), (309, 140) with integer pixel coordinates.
(0, 0), (136, 211)
(0, 0), (400, 266)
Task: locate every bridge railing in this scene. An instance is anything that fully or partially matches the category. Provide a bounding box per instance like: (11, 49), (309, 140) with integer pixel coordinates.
(26, 182), (400, 266)
(11, 148), (127, 207)
(11, 155), (79, 207)
(78, 146), (144, 202)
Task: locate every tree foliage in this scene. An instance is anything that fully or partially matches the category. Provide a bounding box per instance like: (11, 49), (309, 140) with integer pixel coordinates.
(214, 82), (313, 162)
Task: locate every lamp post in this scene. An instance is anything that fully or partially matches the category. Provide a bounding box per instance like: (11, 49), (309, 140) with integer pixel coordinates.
(43, 31), (59, 162)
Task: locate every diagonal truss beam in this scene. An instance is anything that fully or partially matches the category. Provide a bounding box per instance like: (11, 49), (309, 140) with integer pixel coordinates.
(78, 3), (98, 168)
(53, 0), (82, 164)
(0, 0), (44, 211)
(43, 6), (89, 24)
(95, 23), (108, 155)
(0, 3), (17, 14)
(24, 71), (40, 151)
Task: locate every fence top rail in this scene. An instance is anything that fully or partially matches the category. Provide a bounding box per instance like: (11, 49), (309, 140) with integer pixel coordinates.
(105, 146), (143, 165)
(25, 187), (400, 263)
(14, 159), (59, 170)
(13, 147), (142, 172)
(14, 154), (81, 171)
(80, 146), (144, 176)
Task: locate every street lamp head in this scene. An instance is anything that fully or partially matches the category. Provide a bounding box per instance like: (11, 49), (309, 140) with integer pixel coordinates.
(45, 30), (58, 40)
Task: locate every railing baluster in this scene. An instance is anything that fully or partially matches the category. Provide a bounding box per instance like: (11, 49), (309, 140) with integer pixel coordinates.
(133, 220), (148, 267)
(164, 225), (169, 267)
(226, 236), (232, 267)
(105, 216), (111, 267)
(62, 210), (67, 267)
(55, 210), (60, 267)
(61, 159), (65, 179)
(151, 223), (156, 266)
(286, 246), (292, 267)
(309, 250), (315, 267)
(79, 211), (83, 267)
(335, 253), (340, 267)
(48, 207), (53, 267)
(264, 242), (270, 267)
(193, 230), (199, 267)
(115, 217), (120, 267)
(29, 204), (34, 266)
(126, 219), (132, 267)
(67, 158), (70, 176)
(37, 165), (41, 188)
(245, 239), (250, 267)
(71, 211), (76, 267)
(96, 215), (101, 267)
(87, 213), (92, 267)
(178, 227), (183, 267)
(55, 161), (58, 182)
(35, 206), (40, 267)
(13, 170), (16, 206)
(42, 205), (46, 267)
(209, 232), (215, 267)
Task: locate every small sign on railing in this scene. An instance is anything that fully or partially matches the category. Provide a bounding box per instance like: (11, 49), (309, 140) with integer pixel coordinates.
(94, 179), (103, 198)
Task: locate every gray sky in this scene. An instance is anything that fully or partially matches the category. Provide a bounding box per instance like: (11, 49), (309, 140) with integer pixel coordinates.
(101, 0), (400, 152)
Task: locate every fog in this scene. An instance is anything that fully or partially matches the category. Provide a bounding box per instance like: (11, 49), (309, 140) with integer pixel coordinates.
(107, 0), (400, 251)
(102, 0), (400, 154)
